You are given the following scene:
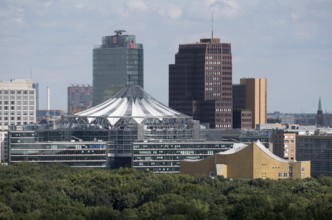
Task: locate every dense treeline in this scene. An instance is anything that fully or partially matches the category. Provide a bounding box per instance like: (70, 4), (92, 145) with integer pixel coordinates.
(0, 163), (332, 220)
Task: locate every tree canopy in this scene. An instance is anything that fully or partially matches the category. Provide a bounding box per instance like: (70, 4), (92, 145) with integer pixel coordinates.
(0, 163), (331, 220)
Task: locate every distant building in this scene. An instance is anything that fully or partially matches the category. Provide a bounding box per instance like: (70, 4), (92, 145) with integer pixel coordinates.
(67, 84), (92, 115)
(316, 97), (324, 127)
(180, 141), (310, 179)
(93, 30), (144, 106)
(239, 78), (267, 128)
(36, 109), (65, 122)
(232, 109), (252, 129)
(32, 83), (39, 111)
(8, 85), (238, 172)
(169, 37), (233, 128)
(0, 79), (36, 129)
(271, 130), (296, 160)
(297, 131), (332, 177)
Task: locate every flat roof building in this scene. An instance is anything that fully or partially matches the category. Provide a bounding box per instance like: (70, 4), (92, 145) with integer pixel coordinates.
(239, 78), (267, 128)
(0, 79), (36, 130)
(93, 30), (144, 106)
(169, 37), (232, 128)
(67, 84), (92, 115)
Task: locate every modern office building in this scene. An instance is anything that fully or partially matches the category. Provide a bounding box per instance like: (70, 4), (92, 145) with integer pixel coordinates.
(271, 130), (296, 160)
(67, 84), (93, 115)
(93, 30), (144, 106)
(7, 85), (237, 172)
(0, 79), (36, 129)
(297, 131), (332, 177)
(169, 37), (232, 128)
(180, 141), (311, 179)
(239, 78), (267, 128)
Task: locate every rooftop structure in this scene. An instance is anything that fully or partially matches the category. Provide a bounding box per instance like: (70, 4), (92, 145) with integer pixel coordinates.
(180, 141), (310, 179)
(7, 85), (236, 172)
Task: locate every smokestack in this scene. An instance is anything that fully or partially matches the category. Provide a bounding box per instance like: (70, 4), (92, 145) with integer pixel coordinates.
(47, 86), (50, 114)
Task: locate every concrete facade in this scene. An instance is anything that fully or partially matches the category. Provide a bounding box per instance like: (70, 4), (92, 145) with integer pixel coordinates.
(0, 79), (36, 130)
(180, 141), (310, 179)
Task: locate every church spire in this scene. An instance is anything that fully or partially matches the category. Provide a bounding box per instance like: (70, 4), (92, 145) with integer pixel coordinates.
(318, 97), (322, 112)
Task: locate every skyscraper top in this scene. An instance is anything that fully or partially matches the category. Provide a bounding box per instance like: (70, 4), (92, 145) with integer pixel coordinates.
(98, 30), (143, 49)
(114, 30), (126, 35)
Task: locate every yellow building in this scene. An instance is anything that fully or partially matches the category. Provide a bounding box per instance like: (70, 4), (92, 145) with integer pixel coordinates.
(240, 78), (267, 128)
(180, 141), (310, 179)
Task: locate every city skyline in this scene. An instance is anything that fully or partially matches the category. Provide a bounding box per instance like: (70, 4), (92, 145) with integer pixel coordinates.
(0, 0), (331, 113)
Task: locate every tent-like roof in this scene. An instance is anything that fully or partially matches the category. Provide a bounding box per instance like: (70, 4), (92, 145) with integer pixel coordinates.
(75, 85), (190, 125)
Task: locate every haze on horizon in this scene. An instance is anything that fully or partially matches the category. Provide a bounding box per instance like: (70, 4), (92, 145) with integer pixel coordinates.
(0, 0), (331, 114)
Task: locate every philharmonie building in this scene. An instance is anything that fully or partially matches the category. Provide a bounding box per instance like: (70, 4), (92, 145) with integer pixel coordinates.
(7, 86), (235, 173)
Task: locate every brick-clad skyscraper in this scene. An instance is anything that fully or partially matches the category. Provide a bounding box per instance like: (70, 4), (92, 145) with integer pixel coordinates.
(169, 38), (232, 128)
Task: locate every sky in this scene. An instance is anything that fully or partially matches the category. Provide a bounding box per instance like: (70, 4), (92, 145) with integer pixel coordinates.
(0, 0), (331, 113)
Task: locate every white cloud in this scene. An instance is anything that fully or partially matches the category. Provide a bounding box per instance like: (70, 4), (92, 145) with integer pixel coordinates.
(166, 4), (182, 19)
(15, 8), (25, 25)
(127, 0), (148, 11)
(208, 0), (240, 18)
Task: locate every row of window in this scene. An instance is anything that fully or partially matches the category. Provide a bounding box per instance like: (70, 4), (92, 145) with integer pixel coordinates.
(0, 90), (34, 95)
(205, 56), (231, 60)
(205, 66), (232, 70)
(0, 116), (34, 121)
(0, 106), (34, 110)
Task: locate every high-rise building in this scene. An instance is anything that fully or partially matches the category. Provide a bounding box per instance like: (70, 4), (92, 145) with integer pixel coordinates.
(0, 79), (36, 129)
(67, 84), (92, 115)
(169, 37), (233, 128)
(93, 30), (144, 106)
(239, 78), (267, 128)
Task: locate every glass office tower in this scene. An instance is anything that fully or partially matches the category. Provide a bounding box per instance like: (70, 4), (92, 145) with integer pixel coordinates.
(93, 30), (144, 106)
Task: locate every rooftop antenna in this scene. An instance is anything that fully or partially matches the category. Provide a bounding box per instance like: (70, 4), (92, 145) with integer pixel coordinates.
(211, 11), (214, 39)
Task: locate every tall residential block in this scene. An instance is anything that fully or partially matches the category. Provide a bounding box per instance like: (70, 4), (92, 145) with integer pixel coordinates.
(93, 30), (144, 106)
(67, 84), (92, 115)
(240, 78), (267, 128)
(169, 37), (232, 128)
(0, 79), (36, 129)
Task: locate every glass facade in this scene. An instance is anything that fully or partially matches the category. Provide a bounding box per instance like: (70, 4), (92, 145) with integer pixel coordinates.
(297, 135), (332, 177)
(8, 128), (109, 168)
(93, 30), (143, 106)
(133, 141), (234, 173)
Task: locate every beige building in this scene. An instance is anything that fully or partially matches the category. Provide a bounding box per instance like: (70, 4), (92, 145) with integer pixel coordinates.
(180, 141), (310, 179)
(240, 78), (267, 128)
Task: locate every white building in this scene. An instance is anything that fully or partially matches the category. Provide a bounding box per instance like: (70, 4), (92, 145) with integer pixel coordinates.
(0, 79), (36, 130)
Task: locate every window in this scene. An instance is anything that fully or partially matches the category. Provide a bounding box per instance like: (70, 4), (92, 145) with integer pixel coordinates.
(278, 173), (282, 177)
(284, 173), (288, 177)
